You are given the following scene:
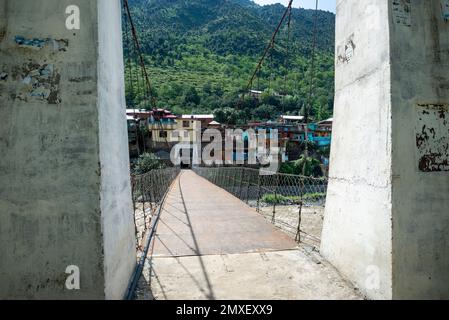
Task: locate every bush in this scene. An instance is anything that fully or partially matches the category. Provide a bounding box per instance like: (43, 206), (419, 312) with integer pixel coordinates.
(135, 153), (166, 174)
(262, 194), (292, 205)
(279, 162), (296, 175)
(262, 193), (326, 205)
(294, 156), (323, 177)
(279, 156), (323, 177)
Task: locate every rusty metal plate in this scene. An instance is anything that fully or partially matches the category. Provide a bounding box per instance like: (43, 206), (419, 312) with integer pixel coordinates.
(416, 103), (449, 172)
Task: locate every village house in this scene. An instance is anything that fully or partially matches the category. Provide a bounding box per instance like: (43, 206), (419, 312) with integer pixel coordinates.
(126, 108), (333, 167)
(126, 109), (153, 157)
(147, 109), (178, 148)
(279, 115), (305, 125)
(312, 118), (333, 147)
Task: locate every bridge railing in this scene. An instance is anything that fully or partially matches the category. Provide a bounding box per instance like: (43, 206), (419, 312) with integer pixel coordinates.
(131, 167), (180, 248)
(193, 167), (327, 243)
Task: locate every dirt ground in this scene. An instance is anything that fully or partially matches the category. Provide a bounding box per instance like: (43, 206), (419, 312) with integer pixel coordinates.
(133, 202), (157, 248)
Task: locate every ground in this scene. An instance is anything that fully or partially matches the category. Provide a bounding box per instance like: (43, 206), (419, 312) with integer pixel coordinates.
(142, 250), (361, 300)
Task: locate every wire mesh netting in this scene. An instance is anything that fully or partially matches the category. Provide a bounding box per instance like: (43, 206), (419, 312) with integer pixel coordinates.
(131, 167), (180, 248)
(193, 167), (327, 243)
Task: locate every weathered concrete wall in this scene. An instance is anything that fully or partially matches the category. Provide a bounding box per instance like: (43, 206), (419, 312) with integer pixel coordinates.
(321, 0), (393, 300)
(97, 0), (137, 300)
(390, 0), (449, 299)
(0, 2), (6, 43)
(322, 0), (449, 300)
(0, 0), (135, 299)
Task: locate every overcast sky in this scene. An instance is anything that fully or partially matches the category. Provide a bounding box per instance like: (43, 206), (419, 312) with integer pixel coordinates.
(253, 0), (336, 13)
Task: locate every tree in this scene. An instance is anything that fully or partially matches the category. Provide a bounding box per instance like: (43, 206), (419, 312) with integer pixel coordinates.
(280, 95), (300, 113)
(293, 156), (323, 177)
(241, 95), (258, 109)
(184, 86), (201, 105)
(253, 104), (277, 121)
(261, 89), (280, 106)
(159, 84), (178, 100)
(202, 81), (213, 95)
(279, 156), (323, 177)
(214, 107), (245, 125)
(316, 104), (331, 122)
(135, 153), (166, 174)
(213, 84), (224, 97)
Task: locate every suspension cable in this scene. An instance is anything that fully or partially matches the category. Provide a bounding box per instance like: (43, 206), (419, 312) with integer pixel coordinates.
(303, 0), (319, 159)
(123, 0), (157, 109)
(123, 4), (134, 108)
(123, 0), (173, 154)
(283, 5), (292, 97)
(243, 0), (294, 101)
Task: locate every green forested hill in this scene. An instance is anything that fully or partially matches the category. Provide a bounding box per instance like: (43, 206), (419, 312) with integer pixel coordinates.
(125, 0), (335, 123)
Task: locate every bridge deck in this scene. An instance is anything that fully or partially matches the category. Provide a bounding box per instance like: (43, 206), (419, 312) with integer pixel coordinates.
(152, 170), (297, 257)
(141, 170), (361, 300)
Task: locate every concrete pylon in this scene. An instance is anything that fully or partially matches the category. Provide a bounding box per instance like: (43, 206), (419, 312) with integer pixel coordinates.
(0, 0), (136, 299)
(322, 0), (449, 300)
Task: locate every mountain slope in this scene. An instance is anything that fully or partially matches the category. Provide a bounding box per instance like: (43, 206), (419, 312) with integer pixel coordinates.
(128, 0), (334, 54)
(125, 0), (335, 123)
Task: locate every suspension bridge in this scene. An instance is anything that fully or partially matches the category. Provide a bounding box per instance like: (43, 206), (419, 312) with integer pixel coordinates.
(1, 0), (448, 300)
(131, 169), (360, 300)
(121, 0), (364, 300)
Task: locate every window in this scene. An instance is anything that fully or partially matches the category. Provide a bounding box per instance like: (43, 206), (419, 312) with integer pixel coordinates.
(159, 131), (167, 138)
(183, 121), (190, 128)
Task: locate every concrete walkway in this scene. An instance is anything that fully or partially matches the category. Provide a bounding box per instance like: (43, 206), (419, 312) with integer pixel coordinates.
(142, 170), (362, 300)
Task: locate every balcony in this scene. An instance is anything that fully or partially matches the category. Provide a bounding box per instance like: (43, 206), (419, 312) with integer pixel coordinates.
(148, 122), (177, 130)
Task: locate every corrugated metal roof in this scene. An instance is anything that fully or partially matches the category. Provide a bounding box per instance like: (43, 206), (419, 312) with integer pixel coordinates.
(281, 115), (304, 121)
(126, 108), (152, 114)
(318, 118), (333, 124)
